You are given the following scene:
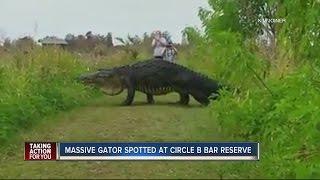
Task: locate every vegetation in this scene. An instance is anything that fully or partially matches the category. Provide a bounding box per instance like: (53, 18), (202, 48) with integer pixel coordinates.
(0, 34), (155, 144)
(182, 0), (320, 178)
(0, 0), (319, 178)
(0, 48), (99, 144)
(0, 94), (222, 179)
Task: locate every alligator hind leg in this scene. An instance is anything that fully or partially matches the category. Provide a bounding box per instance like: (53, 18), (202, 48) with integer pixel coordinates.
(178, 93), (189, 105)
(191, 92), (210, 106)
(146, 94), (155, 104)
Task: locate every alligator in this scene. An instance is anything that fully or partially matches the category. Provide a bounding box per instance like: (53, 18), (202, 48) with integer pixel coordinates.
(79, 59), (223, 106)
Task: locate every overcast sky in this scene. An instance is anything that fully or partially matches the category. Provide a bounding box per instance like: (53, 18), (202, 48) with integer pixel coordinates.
(0, 0), (209, 43)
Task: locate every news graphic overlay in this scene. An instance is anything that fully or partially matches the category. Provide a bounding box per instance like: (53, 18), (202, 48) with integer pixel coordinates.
(58, 142), (259, 160)
(24, 142), (57, 160)
(25, 142), (259, 161)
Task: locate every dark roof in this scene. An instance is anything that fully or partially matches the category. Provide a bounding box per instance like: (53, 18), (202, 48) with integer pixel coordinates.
(39, 36), (68, 45)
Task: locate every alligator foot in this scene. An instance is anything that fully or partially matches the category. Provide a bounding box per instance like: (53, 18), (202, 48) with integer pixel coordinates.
(200, 99), (210, 106)
(178, 93), (189, 105)
(191, 92), (210, 106)
(121, 101), (132, 106)
(146, 94), (155, 104)
(121, 87), (135, 106)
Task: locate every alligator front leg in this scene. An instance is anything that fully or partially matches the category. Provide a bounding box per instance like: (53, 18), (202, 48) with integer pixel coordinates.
(122, 87), (135, 105)
(146, 94), (155, 104)
(178, 93), (190, 105)
(122, 78), (135, 106)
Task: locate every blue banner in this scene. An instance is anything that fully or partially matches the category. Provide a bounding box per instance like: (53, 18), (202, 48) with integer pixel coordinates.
(58, 142), (259, 160)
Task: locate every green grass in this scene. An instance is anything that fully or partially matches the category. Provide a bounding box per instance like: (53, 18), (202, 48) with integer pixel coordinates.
(0, 48), (99, 143)
(0, 93), (240, 179)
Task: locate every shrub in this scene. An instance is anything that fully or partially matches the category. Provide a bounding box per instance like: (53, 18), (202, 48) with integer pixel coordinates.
(181, 0), (320, 178)
(0, 47), (98, 144)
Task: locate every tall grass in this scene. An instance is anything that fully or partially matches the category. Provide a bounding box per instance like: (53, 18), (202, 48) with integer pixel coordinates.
(182, 0), (320, 178)
(183, 33), (320, 178)
(0, 36), (155, 144)
(0, 47), (98, 144)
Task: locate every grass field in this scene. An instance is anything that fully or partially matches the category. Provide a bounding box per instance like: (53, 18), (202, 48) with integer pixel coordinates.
(0, 92), (241, 179)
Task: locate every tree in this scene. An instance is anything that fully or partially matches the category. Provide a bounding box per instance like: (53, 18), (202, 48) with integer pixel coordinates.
(200, 0), (280, 41)
(11, 36), (35, 53)
(181, 33), (189, 45)
(65, 33), (75, 42)
(3, 38), (11, 49)
(106, 32), (113, 47)
(115, 35), (142, 60)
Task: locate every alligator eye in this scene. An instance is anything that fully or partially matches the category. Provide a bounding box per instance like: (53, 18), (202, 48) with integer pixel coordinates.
(98, 73), (111, 79)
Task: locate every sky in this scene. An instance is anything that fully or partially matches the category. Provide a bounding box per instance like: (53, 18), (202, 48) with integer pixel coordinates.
(0, 0), (209, 44)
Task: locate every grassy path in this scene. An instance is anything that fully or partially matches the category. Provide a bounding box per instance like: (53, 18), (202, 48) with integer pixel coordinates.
(0, 93), (225, 179)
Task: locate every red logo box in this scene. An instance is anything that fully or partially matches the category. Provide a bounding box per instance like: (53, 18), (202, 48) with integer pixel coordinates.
(24, 142), (57, 160)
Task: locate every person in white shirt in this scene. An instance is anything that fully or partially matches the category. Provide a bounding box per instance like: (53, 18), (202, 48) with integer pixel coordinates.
(151, 31), (167, 60)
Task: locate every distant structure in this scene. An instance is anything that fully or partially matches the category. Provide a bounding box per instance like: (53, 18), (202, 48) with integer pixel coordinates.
(38, 36), (68, 48)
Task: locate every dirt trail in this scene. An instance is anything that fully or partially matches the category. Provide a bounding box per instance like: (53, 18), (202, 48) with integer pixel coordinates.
(0, 93), (224, 179)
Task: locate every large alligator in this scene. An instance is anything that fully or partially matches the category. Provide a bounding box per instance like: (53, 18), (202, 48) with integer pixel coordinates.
(79, 59), (223, 106)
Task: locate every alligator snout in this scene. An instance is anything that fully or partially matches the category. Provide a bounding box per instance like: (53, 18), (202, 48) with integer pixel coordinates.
(78, 72), (98, 84)
(78, 74), (87, 81)
(77, 75), (88, 84)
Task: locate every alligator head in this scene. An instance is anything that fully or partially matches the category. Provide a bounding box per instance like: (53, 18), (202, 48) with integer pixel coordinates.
(79, 69), (124, 96)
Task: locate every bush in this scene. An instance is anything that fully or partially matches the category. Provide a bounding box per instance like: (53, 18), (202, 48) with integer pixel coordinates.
(0, 47), (98, 144)
(182, 0), (320, 178)
(212, 65), (320, 178)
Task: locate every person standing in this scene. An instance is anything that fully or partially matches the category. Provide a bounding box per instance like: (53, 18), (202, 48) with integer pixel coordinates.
(161, 31), (178, 62)
(151, 31), (167, 60)
(163, 42), (178, 62)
